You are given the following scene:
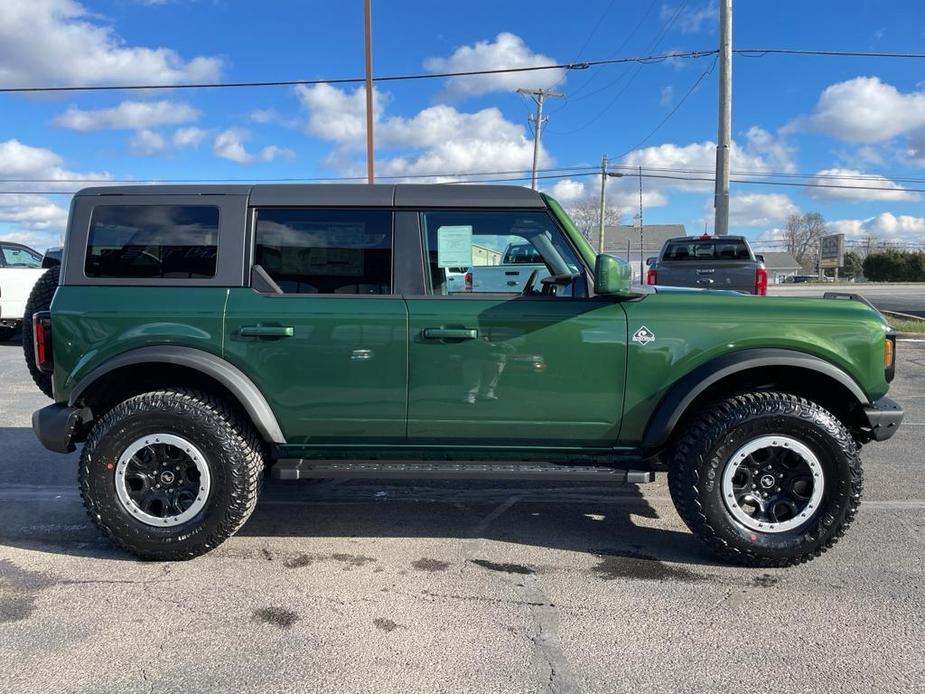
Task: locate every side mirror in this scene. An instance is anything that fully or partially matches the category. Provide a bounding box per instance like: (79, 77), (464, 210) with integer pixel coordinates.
(646, 256), (656, 266)
(594, 254), (633, 296)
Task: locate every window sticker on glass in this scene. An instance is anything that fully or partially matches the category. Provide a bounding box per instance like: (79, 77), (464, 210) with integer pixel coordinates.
(436, 225), (473, 268)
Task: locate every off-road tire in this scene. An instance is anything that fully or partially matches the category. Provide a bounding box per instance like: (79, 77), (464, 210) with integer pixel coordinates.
(668, 391), (862, 567)
(0, 326), (16, 341)
(79, 389), (264, 560)
(22, 265), (59, 398)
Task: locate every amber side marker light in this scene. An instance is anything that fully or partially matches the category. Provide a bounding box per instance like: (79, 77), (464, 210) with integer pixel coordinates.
(885, 334), (896, 383)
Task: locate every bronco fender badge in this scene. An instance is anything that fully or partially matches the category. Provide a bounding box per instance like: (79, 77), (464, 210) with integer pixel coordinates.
(632, 326), (656, 345)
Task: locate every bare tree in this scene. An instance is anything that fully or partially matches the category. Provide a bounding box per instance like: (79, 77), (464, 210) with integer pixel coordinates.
(784, 212), (827, 270)
(565, 198), (624, 245)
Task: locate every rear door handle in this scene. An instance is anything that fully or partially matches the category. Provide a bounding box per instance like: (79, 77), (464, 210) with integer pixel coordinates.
(422, 327), (478, 340)
(239, 325), (294, 337)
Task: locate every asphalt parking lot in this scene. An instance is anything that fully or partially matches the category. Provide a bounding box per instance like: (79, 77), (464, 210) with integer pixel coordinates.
(1, 335), (923, 694)
(768, 282), (925, 317)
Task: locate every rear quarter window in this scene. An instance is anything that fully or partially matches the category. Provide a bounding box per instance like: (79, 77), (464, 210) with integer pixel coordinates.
(85, 205), (219, 279)
(662, 239), (751, 261)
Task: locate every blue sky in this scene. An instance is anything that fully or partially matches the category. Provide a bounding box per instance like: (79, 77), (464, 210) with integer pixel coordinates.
(2, 0), (925, 252)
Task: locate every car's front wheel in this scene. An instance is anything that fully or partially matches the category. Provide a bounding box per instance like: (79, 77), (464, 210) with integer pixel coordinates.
(79, 389), (264, 560)
(668, 392), (862, 567)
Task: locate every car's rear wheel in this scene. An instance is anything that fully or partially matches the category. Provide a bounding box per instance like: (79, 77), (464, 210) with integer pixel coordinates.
(668, 391), (862, 567)
(22, 265), (59, 398)
(80, 389), (264, 560)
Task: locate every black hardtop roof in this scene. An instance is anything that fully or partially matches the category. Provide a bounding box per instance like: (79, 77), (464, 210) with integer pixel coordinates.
(73, 183), (547, 208)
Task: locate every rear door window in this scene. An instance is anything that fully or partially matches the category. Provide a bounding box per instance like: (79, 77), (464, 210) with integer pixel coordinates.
(254, 208), (392, 294)
(663, 239), (751, 261)
(85, 205), (219, 278)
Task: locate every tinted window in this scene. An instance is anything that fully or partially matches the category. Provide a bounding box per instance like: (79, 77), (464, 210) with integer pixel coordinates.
(422, 210), (586, 297)
(85, 206), (219, 278)
(2, 245), (42, 268)
(663, 239), (751, 261)
(255, 209), (392, 294)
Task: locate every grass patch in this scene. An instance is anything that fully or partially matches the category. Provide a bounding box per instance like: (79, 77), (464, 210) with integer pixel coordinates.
(889, 318), (925, 334)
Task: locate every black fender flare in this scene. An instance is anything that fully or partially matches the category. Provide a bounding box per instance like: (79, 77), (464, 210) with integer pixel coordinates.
(641, 348), (870, 451)
(69, 345), (286, 444)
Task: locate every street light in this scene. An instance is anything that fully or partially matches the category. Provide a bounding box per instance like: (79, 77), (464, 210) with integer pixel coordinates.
(598, 153), (625, 253)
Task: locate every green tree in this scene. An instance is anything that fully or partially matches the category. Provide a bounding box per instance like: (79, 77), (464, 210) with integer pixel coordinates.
(863, 250), (925, 282)
(841, 251), (863, 279)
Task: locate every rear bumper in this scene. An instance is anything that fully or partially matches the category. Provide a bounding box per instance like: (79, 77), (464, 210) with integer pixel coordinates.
(32, 404), (90, 454)
(862, 397), (904, 442)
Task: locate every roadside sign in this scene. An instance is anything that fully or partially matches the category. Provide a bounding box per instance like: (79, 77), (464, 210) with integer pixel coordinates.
(820, 233), (844, 269)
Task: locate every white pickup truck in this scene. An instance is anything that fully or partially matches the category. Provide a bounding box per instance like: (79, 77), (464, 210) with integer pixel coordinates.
(0, 242), (48, 340)
(467, 241), (551, 293)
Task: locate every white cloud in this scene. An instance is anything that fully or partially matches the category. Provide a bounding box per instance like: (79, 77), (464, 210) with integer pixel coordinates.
(0, 194), (69, 231)
(547, 178), (667, 211)
(0, 139), (109, 183)
(725, 193), (800, 228)
(250, 109), (279, 124)
(212, 129), (295, 164)
(0, 0), (222, 88)
(661, 1), (718, 33)
(423, 32), (565, 100)
(296, 83), (385, 148)
(828, 212), (925, 242)
(791, 76), (925, 143)
(129, 129), (167, 155)
(549, 179), (587, 204)
(904, 129), (925, 167)
(296, 83), (547, 179)
(0, 139), (111, 249)
(807, 168), (921, 202)
(620, 127), (796, 193)
(53, 100), (200, 131)
(128, 126), (206, 156)
(172, 127), (207, 149)
(660, 85), (674, 106)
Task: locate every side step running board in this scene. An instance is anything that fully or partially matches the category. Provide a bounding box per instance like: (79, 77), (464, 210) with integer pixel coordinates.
(271, 460), (655, 483)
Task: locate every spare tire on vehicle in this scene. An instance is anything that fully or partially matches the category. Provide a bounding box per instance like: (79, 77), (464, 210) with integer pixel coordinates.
(22, 265), (59, 399)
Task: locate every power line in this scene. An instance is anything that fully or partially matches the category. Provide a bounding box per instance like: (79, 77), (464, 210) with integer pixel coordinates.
(735, 47), (925, 59)
(0, 166), (600, 185)
(0, 50), (717, 94)
(6, 164), (925, 188)
(614, 55), (718, 157)
(606, 164), (925, 184)
(0, 170), (603, 195)
(633, 172), (925, 194)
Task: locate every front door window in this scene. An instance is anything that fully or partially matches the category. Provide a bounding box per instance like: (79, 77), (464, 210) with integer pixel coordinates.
(421, 210), (587, 297)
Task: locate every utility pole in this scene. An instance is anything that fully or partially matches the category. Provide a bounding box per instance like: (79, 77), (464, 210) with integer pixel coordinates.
(637, 166), (644, 282)
(517, 88), (564, 189)
(597, 154), (625, 253)
(598, 153), (608, 253)
(364, 0), (375, 184)
(713, 0), (732, 235)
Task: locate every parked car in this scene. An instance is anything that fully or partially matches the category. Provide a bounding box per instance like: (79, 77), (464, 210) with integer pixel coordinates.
(0, 241), (47, 340)
(646, 234), (767, 295)
(31, 184), (902, 567)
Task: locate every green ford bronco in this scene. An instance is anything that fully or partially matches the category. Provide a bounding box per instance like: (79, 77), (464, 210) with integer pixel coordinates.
(29, 184), (902, 565)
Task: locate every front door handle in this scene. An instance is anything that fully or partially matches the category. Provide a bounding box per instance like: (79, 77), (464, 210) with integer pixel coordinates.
(239, 325), (294, 337)
(422, 327), (478, 340)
